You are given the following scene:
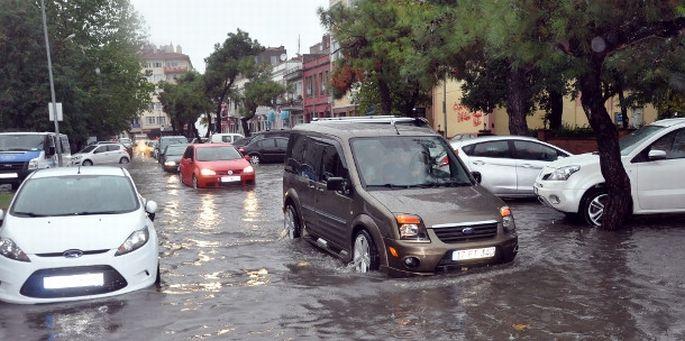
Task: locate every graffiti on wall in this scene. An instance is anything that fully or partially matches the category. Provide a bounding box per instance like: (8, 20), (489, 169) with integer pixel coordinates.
(453, 103), (486, 127)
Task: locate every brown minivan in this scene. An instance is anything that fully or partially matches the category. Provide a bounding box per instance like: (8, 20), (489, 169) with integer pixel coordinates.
(282, 116), (518, 276)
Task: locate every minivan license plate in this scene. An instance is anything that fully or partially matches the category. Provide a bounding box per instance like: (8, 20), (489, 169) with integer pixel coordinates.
(221, 176), (241, 183)
(452, 247), (496, 261)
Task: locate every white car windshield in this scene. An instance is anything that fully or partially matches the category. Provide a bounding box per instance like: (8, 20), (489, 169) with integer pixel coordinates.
(619, 125), (666, 155)
(11, 175), (139, 217)
(351, 136), (472, 188)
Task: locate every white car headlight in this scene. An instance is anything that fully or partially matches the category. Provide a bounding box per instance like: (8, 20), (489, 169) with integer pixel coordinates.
(547, 165), (581, 181)
(0, 238), (31, 262)
(164, 160), (176, 167)
(115, 227), (149, 256)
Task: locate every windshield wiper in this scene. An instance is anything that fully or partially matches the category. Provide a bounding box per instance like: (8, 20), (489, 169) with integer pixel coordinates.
(72, 210), (122, 216)
(12, 211), (48, 217)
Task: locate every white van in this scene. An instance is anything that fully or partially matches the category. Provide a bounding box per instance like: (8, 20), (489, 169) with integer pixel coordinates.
(0, 132), (71, 190)
(210, 133), (244, 144)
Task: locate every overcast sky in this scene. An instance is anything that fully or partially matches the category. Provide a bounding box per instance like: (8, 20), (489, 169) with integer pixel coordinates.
(131, 0), (329, 72)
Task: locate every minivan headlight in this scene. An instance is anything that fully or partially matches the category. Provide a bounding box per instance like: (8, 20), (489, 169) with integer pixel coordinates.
(547, 165), (581, 181)
(500, 206), (516, 232)
(395, 214), (430, 242)
(0, 238), (31, 262)
(115, 227), (149, 256)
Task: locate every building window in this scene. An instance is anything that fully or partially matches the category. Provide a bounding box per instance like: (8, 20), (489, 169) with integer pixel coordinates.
(154, 62), (162, 68)
(323, 71), (329, 94)
(146, 117), (156, 125)
(157, 116), (166, 125)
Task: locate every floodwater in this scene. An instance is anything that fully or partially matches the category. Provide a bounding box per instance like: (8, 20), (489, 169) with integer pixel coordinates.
(1, 157), (684, 340)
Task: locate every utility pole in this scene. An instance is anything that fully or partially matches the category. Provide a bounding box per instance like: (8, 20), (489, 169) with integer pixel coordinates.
(442, 71), (448, 138)
(41, 0), (63, 166)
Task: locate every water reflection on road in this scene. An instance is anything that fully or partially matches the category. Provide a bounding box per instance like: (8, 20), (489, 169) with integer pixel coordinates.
(0, 157), (684, 339)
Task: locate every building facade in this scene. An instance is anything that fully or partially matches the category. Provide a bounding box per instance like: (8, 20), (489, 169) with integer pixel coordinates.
(302, 36), (332, 122)
(430, 79), (659, 138)
(132, 43), (193, 138)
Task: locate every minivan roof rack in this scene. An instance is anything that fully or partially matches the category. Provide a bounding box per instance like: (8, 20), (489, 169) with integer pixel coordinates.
(311, 115), (429, 127)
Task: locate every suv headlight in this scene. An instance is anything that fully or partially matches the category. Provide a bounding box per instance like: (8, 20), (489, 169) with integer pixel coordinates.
(115, 227), (149, 256)
(395, 214), (430, 242)
(164, 160), (176, 167)
(547, 165), (581, 181)
(0, 238), (31, 262)
(500, 206), (516, 232)
(27, 157), (40, 170)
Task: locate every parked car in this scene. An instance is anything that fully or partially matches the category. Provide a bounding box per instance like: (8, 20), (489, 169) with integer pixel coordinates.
(72, 143), (130, 166)
(160, 143), (188, 172)
(233, 129), (292, 148)
(282, 116), (518, 276)
(449, 133), (478, 143)
(0, 166), (159, 304)
(210, 133), (244, 144)
(179, 144), (255, 188)
(451, 136), (571, 197)
(0, 132), (71, 190)
(240, 136), (289, 164)
(535, 118), (685, 227)
(156, 136), (189, 163)
(189, 137), (209, 144)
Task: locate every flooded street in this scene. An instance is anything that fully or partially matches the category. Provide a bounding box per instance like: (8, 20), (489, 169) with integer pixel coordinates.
(1, 157), (684, 340)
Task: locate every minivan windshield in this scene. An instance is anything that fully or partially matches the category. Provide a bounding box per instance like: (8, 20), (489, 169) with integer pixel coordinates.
(351, 136), (472, 188)
(196, 146), (242, 161)
(0, 134), (45, 152)
(160, 137), (188, 149)
(619, 125), (666, 155)
(165, 144), (187, 156)
(11, 175), (139, 217)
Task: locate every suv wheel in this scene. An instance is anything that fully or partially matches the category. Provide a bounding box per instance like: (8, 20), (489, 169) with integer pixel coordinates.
(283, 204), (302, 239)
(249, 154), (260, 165)
(352, 230), (378, 273)
(581, 189), (607, 227)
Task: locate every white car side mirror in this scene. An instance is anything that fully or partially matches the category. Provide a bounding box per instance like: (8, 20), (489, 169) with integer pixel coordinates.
(648, 149), (668, 160)
(0, 209), (4, 222)
(145, 200), (158, 214)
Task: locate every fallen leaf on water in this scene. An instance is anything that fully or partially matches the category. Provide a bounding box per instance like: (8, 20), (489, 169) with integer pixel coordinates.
(512, 323), (529, 332)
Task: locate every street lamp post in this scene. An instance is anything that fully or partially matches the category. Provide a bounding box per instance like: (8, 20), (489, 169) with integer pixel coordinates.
(41, 0), (63, 166)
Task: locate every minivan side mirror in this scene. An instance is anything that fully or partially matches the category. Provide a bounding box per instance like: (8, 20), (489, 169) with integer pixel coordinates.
(471, 171), (482, 184)
(648, 149), (667, 161)
(326, 177), (348, 192)
(145, 200), (158, 221)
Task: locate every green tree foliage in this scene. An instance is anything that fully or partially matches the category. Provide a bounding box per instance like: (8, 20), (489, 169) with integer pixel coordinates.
(541, 1), (685, 229)
(320, 0), (432, 115)
(204, 29), (263, 137)
(158, 72), (212, 138)
(0, 0), (152, 145)
(232, 65), (285, 136)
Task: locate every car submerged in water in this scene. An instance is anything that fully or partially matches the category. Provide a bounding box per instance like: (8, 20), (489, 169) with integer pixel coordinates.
(282, 116), (518, 276)
(0, 167), (159, 304)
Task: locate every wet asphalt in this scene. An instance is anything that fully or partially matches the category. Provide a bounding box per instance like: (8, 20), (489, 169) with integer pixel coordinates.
(0, 157), (684, 340)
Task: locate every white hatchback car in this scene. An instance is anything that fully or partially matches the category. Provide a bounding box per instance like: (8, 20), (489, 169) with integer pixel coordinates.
(0, 166), (159, 304)
(72, 143), (130, 166)
(451, 136), (571, 197)
(534, 118), (685, 227)
(210, 133), (244, 144)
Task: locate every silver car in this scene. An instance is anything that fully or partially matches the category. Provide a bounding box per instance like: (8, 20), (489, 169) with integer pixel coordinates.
(451, 136), (571, 197)
(72, 143), (131, 166)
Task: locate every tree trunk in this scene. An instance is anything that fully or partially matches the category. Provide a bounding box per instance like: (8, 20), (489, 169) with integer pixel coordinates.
(579, 59), (632, 230)
(240, 117), (251, 137)
(377, 77), (392, 114)
(505, 66), (530, 135)
(548, 88), (564, 131)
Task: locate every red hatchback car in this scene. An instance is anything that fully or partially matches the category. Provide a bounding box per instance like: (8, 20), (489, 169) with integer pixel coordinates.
(179, 144), (255, 188)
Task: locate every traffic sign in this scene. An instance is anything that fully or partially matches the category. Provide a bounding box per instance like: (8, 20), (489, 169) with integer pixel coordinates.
(48, 102), (63, 121)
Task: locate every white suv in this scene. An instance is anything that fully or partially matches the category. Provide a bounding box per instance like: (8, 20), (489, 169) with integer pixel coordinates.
(534, 118), (685, 226)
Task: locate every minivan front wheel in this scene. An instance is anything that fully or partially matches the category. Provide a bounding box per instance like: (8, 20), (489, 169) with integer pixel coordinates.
(581, 190), (608, 227)
(352, 230), (378, 273)
(283, 204), (301, 239)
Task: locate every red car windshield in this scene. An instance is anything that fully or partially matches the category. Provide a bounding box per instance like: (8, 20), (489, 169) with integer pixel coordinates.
(196, 146), (242, 162)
